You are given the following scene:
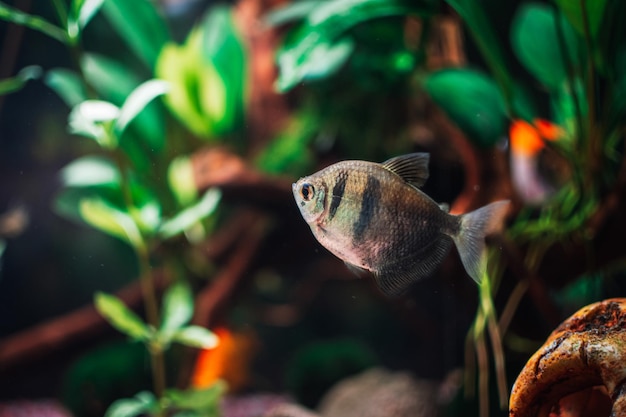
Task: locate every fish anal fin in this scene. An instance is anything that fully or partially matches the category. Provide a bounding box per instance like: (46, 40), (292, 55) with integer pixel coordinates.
(381, 153), (430, 188)
(374, 236), (453, 297)
(344, 262), (369, 278)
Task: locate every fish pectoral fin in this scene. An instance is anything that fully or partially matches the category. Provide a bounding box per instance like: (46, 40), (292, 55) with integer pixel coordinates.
(344, 262), (369, 278)
(373, 236), (453, 297)
(381, 153), (430, 188)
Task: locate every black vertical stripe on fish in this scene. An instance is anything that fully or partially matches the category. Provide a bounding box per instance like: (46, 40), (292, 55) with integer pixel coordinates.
(328, 170), (348, 221)
(352, 174), (381, 243)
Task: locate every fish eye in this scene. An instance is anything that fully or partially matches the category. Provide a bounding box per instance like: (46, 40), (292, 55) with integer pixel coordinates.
(300, 183), (315, 201)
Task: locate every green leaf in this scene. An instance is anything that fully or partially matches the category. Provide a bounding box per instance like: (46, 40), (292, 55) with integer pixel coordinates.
(255, 111), (316, 176)
(424, 68), (507, 148)
(0, 2), (67, 43)
(81, 53), (166, 152)
(60, 156), (120, 188)
(155, 40), (213, 137)
(115, 79), (169, 136)
(100, 0), (171, 69)
(158, 188), (221, 239)
(0, 65), (41, 95)
(44, 68), (87, 107)
(200, 6), (248, 136)
(165, 383), (226, 413)
(95, 292), (151, 341)
(277, 36), (354, 91)
(555, 0), (607, 40)
(167, 156), (197, 206)
(68, 100), (119, 147)
(161, 282), (194, 332)
(79, 197), (144, 248)
(68, 0), (105, 40)
(172, 325), (219, 349)
(444, 0), (515, 109)
(511, 3), (581, 90)
(104, 391), (157, 417)
(276, 0), (436, 91)
(264, 1), (319, 26)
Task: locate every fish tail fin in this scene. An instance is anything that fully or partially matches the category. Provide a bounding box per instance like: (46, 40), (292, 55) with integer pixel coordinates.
(452, 200), (510, 283)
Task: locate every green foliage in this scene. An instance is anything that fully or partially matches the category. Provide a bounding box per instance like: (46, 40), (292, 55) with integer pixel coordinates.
(44, 68), (87, 107)
(0, 65), (42, 95)
(164, 383), (226, 417)
(271, 0), (437, 91)
(424, 68), (508, 148)
(255, 112), (318, 176)
(96, 283), (218, 350)
(100, 0), (171, 69)
(555, 0), (607, 40)
(105, 391), (159, 417)
(511, 3), (581, 90)
(95, 292), (151, 341)
(156, 6), (247, 139)
(0, 2), (66, 42)
(158, 189), (222, 240)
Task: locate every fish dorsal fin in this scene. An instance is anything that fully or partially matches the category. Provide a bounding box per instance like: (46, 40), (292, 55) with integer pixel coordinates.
(381, 153), (430, 188)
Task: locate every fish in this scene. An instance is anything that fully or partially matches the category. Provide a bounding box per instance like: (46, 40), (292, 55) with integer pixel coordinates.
(292, 153), (509, 296)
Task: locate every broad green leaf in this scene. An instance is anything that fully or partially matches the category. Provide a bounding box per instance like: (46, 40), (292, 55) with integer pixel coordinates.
(264, 1), (319, 26)
(68, 0), (106, 40)
(60, 156), (120, 188)
(276, 0), (436, 91)
(95, 292), (151, 340)
(115, 79), (169, 136)
(44, 68), (87, 107)
(424, 68), (507, 148)
(101, 0), (171, 69)
(0, 65), (41, 95)
(158, 189), (221, 239)
(164, 383), (226, 413)
(511, 3), (581, 90)
(104, 391), (157, 417)
(277, 37), (354, 91)
(444, 0), (512, 102)
(81, 53), (166, 152)
(197, 62), (227, 134)
(160, 282), (194, 332)
(0, 2), (66, 43)
(555, 0), (607, 40)
(201, 6), (248, 136)
(167, 156), (197, 206)
(68, 100), (119, 147)
(79, 197), (144, 248)
(255, 112), (316, 176)
(81, 53), (140, 103)
(172, 325), (219, 349)
(155, 41), (213, 137)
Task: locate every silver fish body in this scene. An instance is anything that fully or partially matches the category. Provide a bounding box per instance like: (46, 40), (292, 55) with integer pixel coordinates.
(292, 153), (509, 296)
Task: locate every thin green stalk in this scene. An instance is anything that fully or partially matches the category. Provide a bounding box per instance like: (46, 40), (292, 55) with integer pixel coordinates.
(479, 273), (508, 410)
(137, 244), (166, 403)
(579, 0), (600, 179)
(553, 3), (585, 153)
(112, 148), (167, 406)
(474, 309), (489, 417)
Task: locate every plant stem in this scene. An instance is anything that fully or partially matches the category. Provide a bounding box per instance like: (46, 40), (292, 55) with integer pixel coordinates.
(112, 148), (167, 404)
